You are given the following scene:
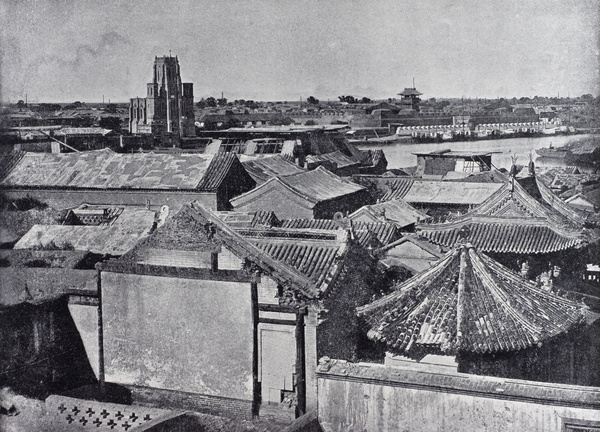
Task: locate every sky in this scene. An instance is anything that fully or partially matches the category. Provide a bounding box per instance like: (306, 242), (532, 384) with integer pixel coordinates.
(1, 0), (599, 103)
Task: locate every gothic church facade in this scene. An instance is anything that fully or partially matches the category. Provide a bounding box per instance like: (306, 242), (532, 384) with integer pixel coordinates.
(129, 55), (195, 137)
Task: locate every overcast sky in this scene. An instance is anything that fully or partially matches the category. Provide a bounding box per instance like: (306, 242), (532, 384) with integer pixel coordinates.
(1, 0), (598, 103)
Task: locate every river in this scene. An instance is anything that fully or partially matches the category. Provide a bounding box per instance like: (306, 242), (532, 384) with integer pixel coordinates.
(357, 134), (597, 171)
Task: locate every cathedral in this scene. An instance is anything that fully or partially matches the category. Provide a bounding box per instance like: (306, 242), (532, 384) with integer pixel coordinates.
(129, 55), (195, 137)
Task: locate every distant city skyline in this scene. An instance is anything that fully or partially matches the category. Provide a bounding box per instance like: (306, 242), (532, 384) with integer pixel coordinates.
(1, 0), (599, 104)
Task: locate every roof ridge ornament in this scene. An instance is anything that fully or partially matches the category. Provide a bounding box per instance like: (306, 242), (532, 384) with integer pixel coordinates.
(528, 152), (535, 176)
(457, 225), (470, 245)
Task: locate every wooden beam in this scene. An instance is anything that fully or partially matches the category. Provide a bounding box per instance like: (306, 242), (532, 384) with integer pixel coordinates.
(96, 265), (105, 397)
(258, 303), (299, 313)
(101, 262), (253, 283)
(259, 318), (296, 326)
(251, 282), (260, 418)
(296, 311), (306, 416)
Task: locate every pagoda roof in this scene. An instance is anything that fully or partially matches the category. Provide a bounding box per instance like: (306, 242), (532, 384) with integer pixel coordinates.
(417, 177), (588, 254)
(398, 88), (423, 96)
(358, 244), (586, 355)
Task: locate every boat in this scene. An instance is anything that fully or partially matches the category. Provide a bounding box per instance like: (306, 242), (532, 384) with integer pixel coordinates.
(535, 145), (568, 159)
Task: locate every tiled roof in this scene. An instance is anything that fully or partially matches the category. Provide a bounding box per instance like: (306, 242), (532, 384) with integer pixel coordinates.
(55, 127), (113, 136)
(568, 138), (600, 155)
(380, 178), (415, 201)
(231, 166), (367, 207)
(403, 181), (503, 206)
(0, 149), (239, 191)
(0, 249), (91, 269)
(475, 178), (575, 224)
(349, 199), (431, 228)
(0, 208), (66, 245)
(118, 202), (320, 298)
(377, 234), (444, 273)
(0, 151), (26, 182)
(358, 245), (586, 355)
(237, 227), (348, 291)
(196, 152), (240, 191)
(417, 179), (586, 254)
(14, 206), (157, 255)
(280, 219), (399, 248)
(215, 210), (279, 228)
(535, 176), (587, 224)
(398, 88), (423, 96)
(0, 268), (96, 306)
(419, 217), (583, 254)
(239, 154), (305, 184)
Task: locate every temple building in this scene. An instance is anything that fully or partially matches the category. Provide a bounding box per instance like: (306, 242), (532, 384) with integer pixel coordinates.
(415, 164), (594, 281)
(129, 55), (195, 137)
(357, 243), (599, 386)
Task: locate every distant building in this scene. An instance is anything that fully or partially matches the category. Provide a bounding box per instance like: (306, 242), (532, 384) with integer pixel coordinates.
(413, 150), (494, 178)
(397, 87), (422, 112)
(129, 55), (195, 137)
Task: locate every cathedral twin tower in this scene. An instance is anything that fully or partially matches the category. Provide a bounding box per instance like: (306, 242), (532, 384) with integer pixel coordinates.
(129, 55), (195, 137)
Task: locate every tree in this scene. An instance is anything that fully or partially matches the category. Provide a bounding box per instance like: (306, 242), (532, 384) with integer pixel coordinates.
(104, 103), (117, 114)
(360, 97), (372, 104)
(244, 100), (258, 109)
(16, 100), (25, 109)
(307, 96), (319, 105)
(99, 116), (121, 131)
(338, 95), (358, 104)
(217, 97), (227, 106)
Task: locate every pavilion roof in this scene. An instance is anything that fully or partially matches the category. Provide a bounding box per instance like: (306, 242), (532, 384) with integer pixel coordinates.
(358, 244), (586, 355)
(417, 177), (589, 254)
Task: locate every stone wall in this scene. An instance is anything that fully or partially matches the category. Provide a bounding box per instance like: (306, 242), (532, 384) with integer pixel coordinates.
(317, 359), (600, 432)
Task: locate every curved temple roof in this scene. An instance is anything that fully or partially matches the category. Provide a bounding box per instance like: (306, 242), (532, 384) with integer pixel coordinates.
(357, 244), (585, 356)
(417, 177), (588, 254)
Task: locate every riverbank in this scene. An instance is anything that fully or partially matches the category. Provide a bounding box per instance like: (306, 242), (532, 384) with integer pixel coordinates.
(357, 134), (599, 171)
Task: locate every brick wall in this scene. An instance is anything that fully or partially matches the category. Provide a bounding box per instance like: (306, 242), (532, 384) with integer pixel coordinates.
(304, 307), (319, 413)
(317, 359), (600, 432)
(257, 276), (279, 305)
(128, 385), (254, 420)
(0, 188), (218, 212)
(219, 248), (244, 271)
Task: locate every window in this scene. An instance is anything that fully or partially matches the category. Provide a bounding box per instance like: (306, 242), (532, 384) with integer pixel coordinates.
(254, 139), (283, 154)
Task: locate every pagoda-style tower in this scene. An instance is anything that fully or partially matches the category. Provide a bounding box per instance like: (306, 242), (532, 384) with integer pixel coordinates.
(130, 55), (195, 137)
(397, 87), (422, 112)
